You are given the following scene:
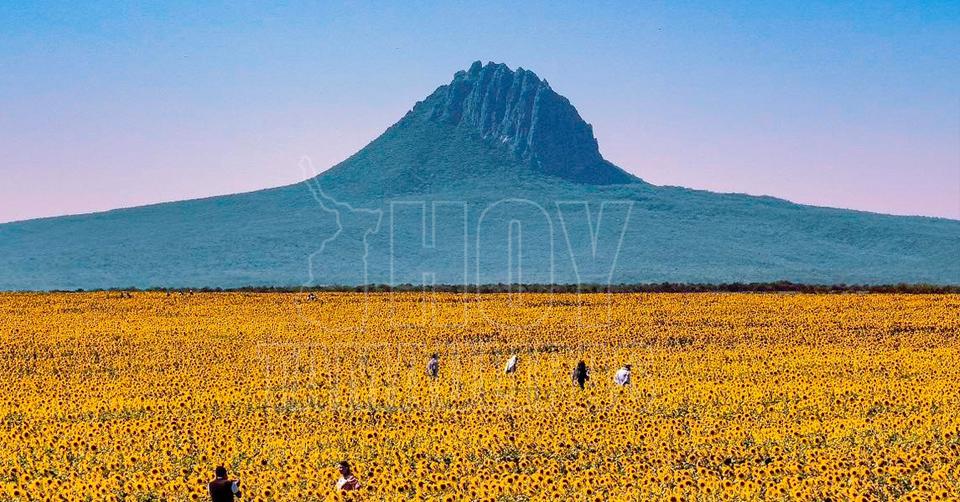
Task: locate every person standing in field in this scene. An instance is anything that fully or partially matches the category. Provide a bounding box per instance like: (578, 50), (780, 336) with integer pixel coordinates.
(336, 461), (361, 491)
(208, 466), (241, 501)
(427, 353), (440, 379)
(614, 364), (632, 386)
(504, 354), (518, 374)
(571, 360), (589, 389)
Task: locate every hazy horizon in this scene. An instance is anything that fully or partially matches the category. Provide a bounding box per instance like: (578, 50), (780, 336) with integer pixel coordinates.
(1, 1), (958, 223)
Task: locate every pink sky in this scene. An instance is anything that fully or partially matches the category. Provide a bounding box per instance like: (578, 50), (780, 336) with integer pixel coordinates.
(1, 2), (957, 222)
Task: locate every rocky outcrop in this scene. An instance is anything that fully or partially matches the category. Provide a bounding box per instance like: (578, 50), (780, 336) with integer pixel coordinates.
(413, 61), (635, 184)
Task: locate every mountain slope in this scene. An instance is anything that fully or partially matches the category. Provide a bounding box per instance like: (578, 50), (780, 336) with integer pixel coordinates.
(1, 62), (958, 290)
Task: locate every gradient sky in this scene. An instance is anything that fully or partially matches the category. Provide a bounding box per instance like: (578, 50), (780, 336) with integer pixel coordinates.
(1, 1), (958, 223)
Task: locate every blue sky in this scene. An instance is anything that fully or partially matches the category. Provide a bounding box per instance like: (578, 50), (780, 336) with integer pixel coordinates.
(1, 0), (958, 222)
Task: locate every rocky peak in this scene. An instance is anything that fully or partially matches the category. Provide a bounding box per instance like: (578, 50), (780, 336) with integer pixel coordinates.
(413, 61), (635, 184)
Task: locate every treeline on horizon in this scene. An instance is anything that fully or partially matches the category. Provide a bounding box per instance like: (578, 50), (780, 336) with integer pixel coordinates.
(43, 281), (960, 294)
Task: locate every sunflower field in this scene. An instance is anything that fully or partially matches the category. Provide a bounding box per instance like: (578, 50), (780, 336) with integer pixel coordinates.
(1, 292), (959, 501)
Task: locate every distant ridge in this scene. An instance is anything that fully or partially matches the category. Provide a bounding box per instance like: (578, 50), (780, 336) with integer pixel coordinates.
(49, 283), (960, 295)
(0, 61), (958, 290)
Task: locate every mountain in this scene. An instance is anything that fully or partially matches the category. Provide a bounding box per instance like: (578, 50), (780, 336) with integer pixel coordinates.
(1, 61), (958, 290)
(420, 61), (633, 184)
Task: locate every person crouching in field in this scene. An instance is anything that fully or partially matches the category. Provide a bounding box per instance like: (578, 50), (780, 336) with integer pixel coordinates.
(336, 461), (361, 491)
(614, 364), (632, 386)
(426, 353), (440, 379)
(208, 466), (241, 501)
(504, 354), (518, 374)
(572, 360), (589, 389)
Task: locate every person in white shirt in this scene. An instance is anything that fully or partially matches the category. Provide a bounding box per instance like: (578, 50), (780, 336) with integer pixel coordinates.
(504, 354), (518, 374)
(614, 364), (632, 386)
(335, 461), (360, 491)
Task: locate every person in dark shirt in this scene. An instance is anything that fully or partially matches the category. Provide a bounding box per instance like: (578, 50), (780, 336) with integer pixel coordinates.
(426, 353), (440, 379)
(571, 360), (590, 389)
(208, 466), (241, 501)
